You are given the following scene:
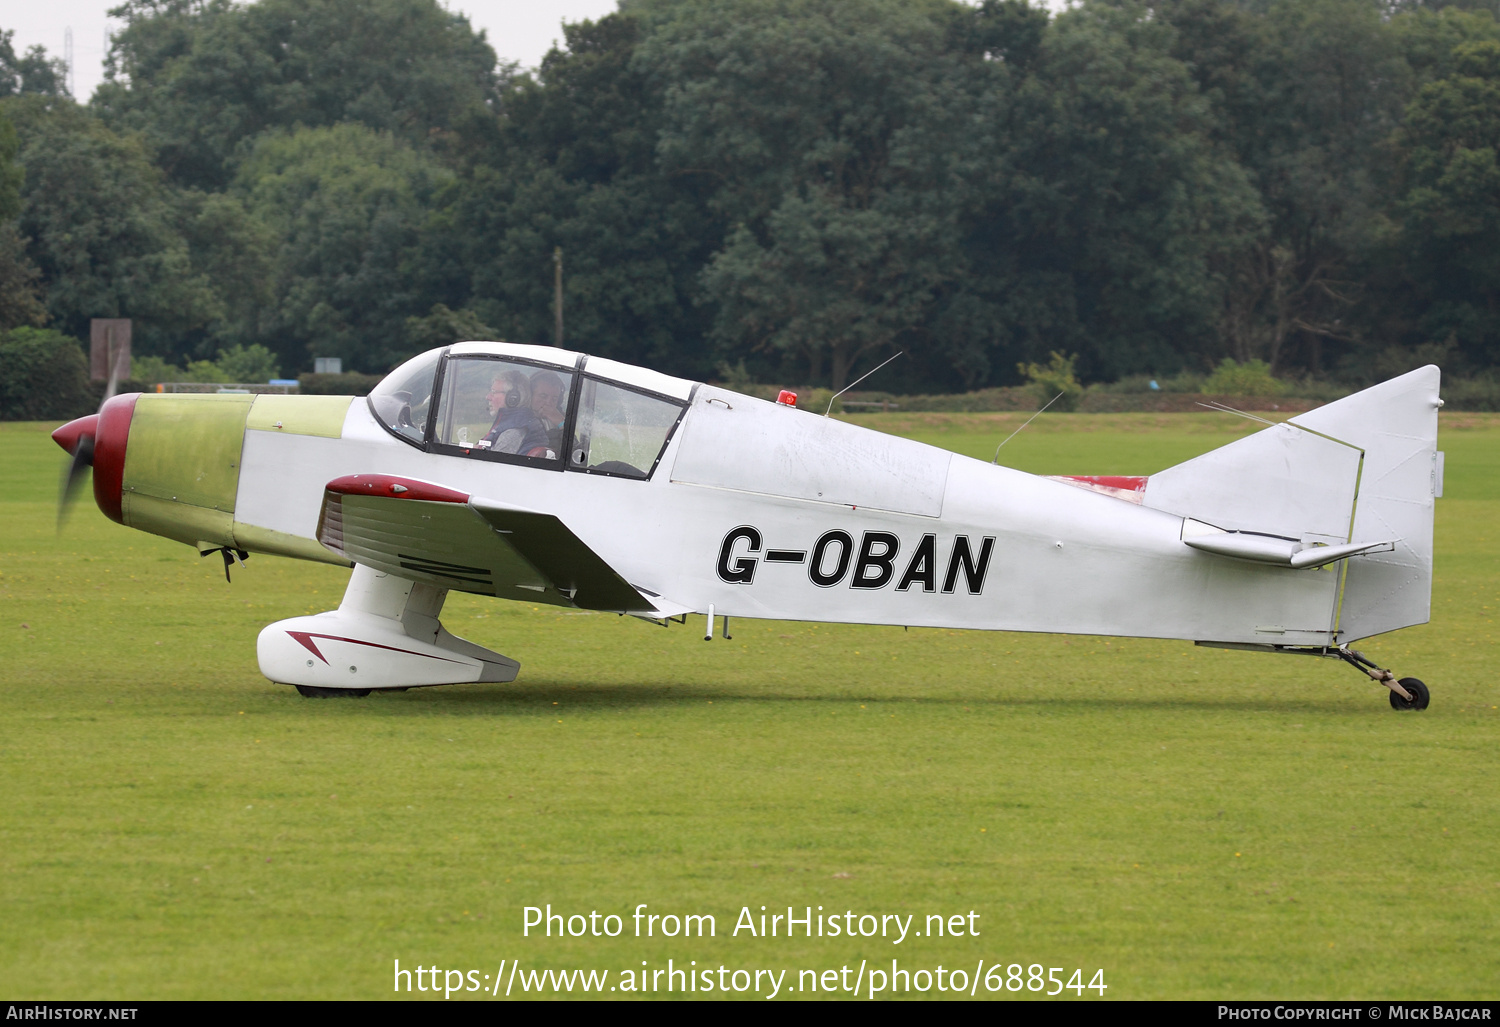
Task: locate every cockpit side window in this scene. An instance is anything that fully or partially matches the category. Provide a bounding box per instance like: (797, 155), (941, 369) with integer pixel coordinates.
(431, 355), (570, 467)
(368, 348), (443, 446)
(568, 378), (685, 480)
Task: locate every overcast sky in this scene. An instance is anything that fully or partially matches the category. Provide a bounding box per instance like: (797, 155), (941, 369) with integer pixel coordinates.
(6, 1), (1067, 104)
(4, 0), (620, 102)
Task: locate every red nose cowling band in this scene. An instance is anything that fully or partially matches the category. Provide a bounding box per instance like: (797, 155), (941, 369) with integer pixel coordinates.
(92, 394), (139, 524)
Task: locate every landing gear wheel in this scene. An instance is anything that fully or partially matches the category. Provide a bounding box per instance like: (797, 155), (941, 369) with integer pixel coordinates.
(294, 685), (371, 698)
(1389, 677), (1430, 711)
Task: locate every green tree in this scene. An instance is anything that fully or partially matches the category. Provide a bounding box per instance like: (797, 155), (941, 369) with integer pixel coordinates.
(5, 0), (1491, 389)
(0, 108), (46, 329)
(1392, 39), (1500, 366)
(0, 29), (70, 98)
(1162, 0), (1410, 376)
(641, 0), (974, 388)
(703, 191), (954, 390)
(180, 359), (228, 383)
(235, 123), (449, 372)
(129, 353), (179, 383)
(214, 342), (279, 381)
(1391, 3), (1500, 86)
(1202, 357), (1285, 396)
(95, 0), (500, 189)
(431, 11), (722, 377)
(1018, 351), (1084, 410)
(0, 224), (46, 330)
(0, 106), (20, 221)
(404, 303), (496, 350)
(956, 0), (1261, 383)
(3, 96), (218, 360)
(177, 188), (276, 354)
(0, 326), (93, 420)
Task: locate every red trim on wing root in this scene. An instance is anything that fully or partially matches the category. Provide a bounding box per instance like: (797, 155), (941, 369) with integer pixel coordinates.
(324, 474), (470, 504)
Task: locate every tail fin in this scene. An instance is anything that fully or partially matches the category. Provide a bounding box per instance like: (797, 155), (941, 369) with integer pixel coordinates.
(1141, 366), (1442, 644)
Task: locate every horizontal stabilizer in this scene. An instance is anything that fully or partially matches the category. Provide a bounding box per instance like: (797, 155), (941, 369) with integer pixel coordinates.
(1184, 531), (1301, 564)
(1183, 523), (1397, 569)
(1289, 539), (1397, 569)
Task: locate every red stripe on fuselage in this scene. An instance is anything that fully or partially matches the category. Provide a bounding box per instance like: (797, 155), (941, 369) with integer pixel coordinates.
(286, 631), (467, 665)
(1059, 475), (1148, 492)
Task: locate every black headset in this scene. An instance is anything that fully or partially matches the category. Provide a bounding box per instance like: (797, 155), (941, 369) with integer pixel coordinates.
(494, 374), (525, 409)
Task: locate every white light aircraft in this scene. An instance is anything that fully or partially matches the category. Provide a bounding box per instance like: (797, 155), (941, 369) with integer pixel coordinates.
(52, 343), (1443, 710)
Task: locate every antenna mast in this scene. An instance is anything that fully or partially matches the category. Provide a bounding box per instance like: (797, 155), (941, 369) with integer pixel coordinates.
(992, 391), (1065, 463)
(825, 351), (904, 416)
(553, 247), (563, 348)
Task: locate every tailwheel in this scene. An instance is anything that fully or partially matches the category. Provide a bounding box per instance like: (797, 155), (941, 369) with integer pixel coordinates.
(1336, 648), (1431, 711)
(1389, 677), (1430, 711)
(294, 685), (371, 698)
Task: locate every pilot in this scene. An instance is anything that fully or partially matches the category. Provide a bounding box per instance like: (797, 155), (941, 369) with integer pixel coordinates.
(529, 370), (567, 451)
(481, 369), (551, 457)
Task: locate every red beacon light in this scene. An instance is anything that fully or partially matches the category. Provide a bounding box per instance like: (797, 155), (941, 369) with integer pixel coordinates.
(776, 390), (798, 407)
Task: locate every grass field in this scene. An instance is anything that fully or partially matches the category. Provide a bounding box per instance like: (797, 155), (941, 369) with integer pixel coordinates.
(1, 412), (1497, 1000)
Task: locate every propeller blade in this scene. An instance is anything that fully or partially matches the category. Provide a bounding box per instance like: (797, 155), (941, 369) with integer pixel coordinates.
(55, 339), (127, 529)
(57, 434), (94, 529)
(102, 344), (122, 405)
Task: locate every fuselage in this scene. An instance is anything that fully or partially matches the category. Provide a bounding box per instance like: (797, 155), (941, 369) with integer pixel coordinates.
(65, 341), (1357, 648)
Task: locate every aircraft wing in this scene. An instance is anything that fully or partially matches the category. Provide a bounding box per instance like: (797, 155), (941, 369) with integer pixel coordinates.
(314, 473), (664, 614)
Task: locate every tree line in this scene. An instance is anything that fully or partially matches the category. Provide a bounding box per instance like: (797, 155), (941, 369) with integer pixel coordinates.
(1, 0), (1498, 393)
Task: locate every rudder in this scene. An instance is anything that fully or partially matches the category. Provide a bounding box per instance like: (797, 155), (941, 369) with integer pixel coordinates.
(1140, 366), (1442, 644)
(1293, 366), (1441, 642)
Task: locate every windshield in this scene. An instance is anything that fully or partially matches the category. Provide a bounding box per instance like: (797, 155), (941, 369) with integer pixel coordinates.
(368, 349), (442, 445)
(433, 355), (569, 464)
(569, 378), (685, 479)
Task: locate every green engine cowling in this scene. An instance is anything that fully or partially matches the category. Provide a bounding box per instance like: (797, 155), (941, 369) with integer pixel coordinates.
(109, 392), (354, 564)
(118, 393), (252, 550)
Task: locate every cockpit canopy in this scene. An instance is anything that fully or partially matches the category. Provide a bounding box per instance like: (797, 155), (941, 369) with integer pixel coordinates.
(367, 342), (695, 480)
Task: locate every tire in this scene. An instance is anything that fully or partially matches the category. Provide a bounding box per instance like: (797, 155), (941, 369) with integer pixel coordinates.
(1389, 677), (1430, 711)
(295, 685), (371, 698)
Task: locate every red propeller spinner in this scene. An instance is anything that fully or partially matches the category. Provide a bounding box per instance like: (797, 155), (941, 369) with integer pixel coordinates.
(52, 394), (138, 524)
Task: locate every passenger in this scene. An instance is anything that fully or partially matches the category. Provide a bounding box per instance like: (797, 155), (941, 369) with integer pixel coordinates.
(529, 370), (567, 452)
(481, 369), (551, 456)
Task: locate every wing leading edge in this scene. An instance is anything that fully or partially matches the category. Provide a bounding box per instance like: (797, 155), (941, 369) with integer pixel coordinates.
(315, 473), (664, 614)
